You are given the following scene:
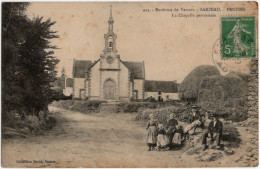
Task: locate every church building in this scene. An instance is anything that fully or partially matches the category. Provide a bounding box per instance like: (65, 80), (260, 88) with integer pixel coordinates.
(72, 8), (145, 101)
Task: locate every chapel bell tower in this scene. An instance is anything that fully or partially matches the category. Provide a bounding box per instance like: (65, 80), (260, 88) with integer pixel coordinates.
(100, 6), (120, 69)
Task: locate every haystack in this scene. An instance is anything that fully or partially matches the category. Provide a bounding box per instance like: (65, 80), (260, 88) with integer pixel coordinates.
(198, 75), (248, 110)
(226, 71), (249, 82)
(178, 65), (220, 101)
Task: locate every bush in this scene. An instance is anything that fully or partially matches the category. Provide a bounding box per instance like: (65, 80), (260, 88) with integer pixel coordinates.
(72, 98), (82, 101)
(44, 116), (56, 130)
(144, 96), (157, 102)
(207, 107), (248, 122)
(2, 110), (27, 129)
(123, 103), (142, 113)
(121, 101), (177, 113)
(87, 100), (107, 108)
(135, 105), (190, 125)
(226, 109), (248, 122)
(50, 100), (107, 113)
(222, 122), (241, 148)
(147, 103), (158, 109)
(51, 100), (75, 109)
(2, 114), (57, 138)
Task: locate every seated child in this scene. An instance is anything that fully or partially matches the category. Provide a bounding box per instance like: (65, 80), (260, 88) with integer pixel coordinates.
(172, 125), (184, 146)
(157, 124), (169, 151)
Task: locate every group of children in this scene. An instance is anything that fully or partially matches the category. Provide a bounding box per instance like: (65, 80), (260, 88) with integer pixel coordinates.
(157, 123), (185, 151)
(146, 106), (205, 151)
(146, 114), (185, 151)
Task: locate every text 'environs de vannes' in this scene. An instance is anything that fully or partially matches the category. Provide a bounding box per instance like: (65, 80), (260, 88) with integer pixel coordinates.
(153, 7), (246, 12)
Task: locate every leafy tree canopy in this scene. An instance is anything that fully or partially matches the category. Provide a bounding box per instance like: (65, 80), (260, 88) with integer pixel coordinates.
(2, 2), (60, 120)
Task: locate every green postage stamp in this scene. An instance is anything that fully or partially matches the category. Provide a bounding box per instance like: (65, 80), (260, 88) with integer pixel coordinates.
(221, 17), (256, 58)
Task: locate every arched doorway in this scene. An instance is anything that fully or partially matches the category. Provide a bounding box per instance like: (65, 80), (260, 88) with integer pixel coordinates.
(104, 79), (115, 99)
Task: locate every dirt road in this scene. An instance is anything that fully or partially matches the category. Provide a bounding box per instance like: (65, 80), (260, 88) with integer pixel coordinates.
(1, 107), (249, 167)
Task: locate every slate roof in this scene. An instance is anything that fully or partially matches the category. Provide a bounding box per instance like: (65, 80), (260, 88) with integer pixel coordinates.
(145, 80), (179, 93)
(122, 61), (145, 79)
(73, 60), (93, 78)
(72, 59), (145, 80)
(66, 78), (74, 87)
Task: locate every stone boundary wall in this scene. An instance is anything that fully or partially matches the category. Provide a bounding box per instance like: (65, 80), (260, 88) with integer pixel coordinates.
(248, 58), (258, 117)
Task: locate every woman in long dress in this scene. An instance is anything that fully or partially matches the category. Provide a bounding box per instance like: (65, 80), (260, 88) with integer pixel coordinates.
(146, 114), (158, 151)
(166, 113), (178, 149)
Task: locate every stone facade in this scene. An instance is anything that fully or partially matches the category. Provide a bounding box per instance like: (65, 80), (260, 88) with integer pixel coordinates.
(235, 57), (258, 167)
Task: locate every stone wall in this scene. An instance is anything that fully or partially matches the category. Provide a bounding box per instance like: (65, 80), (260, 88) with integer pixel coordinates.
(247, 58), (258, 117)
(239, 57), (258, 167)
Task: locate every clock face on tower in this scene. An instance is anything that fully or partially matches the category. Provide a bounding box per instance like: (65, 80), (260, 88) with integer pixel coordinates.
(106, 56), (114, 64)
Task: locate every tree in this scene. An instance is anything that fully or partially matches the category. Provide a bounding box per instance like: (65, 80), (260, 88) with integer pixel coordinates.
(2, 3), (30, 119)
(61, 67), (66, 78)
(2, 2), (59, 122)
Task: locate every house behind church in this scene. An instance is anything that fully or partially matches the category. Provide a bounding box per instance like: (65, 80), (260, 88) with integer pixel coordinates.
(63, 78), (73, 96)
(145, 80), (179, 100)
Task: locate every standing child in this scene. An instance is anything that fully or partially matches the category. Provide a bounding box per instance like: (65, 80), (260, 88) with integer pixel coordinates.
(172, 125), (184, 146)
(157, 124), (169, 151)
(146, 114), (158, 151)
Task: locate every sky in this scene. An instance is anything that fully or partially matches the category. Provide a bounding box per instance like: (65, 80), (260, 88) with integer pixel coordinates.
(26, 2), (255, 82)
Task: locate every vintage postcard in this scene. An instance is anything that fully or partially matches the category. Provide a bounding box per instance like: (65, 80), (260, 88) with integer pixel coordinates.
(1, 1), (258, 168)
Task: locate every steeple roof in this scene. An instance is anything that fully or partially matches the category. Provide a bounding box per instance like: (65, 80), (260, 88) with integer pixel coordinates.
(108, 5), (114, 22)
